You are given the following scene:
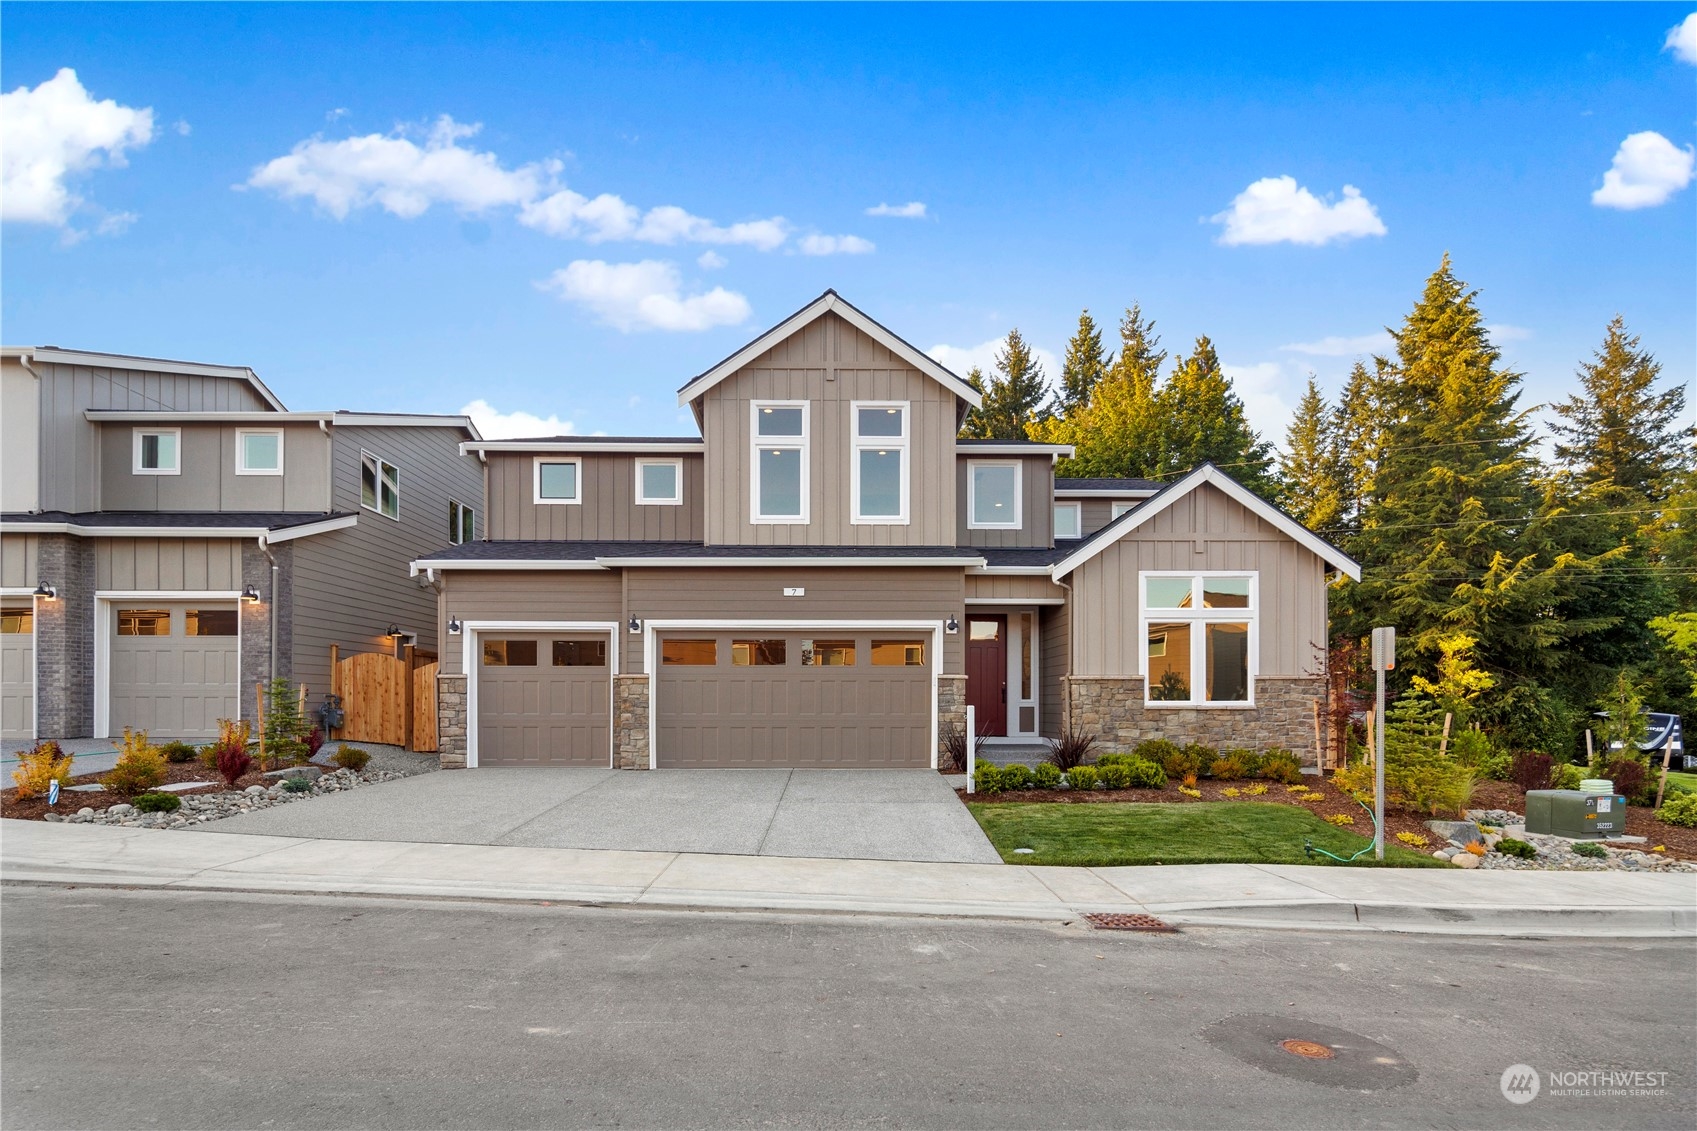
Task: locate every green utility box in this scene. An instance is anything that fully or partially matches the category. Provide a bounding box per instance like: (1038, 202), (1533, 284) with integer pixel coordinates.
(1525, 790), (1627, 839)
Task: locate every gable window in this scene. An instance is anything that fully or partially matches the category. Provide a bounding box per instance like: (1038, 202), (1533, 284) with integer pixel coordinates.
(449, 500), (475, 545)
(133, 429), (181, 475)
(1053, 502), (1081, 539)
(1111, 501), (1137, 520)
(636, 459), (683, 506)
(751, 401), (808, 523)
(967, 460), (1021, 528)
(851, 402), (908, 523)
(235, 429), (283, 475)
(361, 452), (400, 519)
(1140, 572), (1256, 706)
(534, 457), (581, 505)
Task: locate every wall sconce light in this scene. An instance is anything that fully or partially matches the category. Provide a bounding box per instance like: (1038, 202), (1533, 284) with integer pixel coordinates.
(386, 623), (402, 638)
(241, 584), (261, 602)
(447, 616), (462, 636)
(945, 615), (959, 634)
(628, 615), (642, 634)
(33, 582), (57, 600)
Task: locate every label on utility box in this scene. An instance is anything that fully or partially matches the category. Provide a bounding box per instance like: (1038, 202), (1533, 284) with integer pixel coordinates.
(1596, 798), (1612, 813)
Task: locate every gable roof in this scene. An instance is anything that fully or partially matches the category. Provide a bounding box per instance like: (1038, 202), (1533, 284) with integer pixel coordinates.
(675, 290), (983, 409)
(1050, 463), (1361, 581)
(6, 346), (288, 412)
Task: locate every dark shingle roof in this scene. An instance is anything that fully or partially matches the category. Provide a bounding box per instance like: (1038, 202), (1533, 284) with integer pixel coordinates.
(977, 543), (1082, 568)
(1054, 477), (1163, 491)
(2, 510), (349, 531)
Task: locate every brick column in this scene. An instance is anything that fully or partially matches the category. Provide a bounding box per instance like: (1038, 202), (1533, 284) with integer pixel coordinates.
(436, 672), (468, 768)
(614, 673), (650, 769)
(239, 541), (293, 726)
(33, 534), (95, 739)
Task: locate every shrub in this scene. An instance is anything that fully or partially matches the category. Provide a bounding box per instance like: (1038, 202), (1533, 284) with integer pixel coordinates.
(1573, 841), (1607, 859)
(202, 717), (252, 771)
(1258, 749), (1304, 785)
(1177, 785), (1202, 799)
(1655, 794), (1697, 828)
(972, 764), (1004, 794)
(1132, 739), (1184, 776)
(1325, 813), (1354, 826)
(282, 775), (313, 793)
(132, 791), (182, 813)
(1031, 762), (1062, 789)
(102, 729), (167, 797)
(998, 763), (1034, 791)
(305, 726), (326, 758)
(12, 740), (75, 798)
(159, 740), (199, 764)
(1509, 752), (1554, 792)
(215, 742), (254, 789)
(1395, 831), (1430, 849)
(1212, 749), (1257, 781)
(331, 745), (371, 772)
(1044, 730), (1097, 771)
(1334, 750), (1478, 817)
(1097, 762), (1132, 790)
(1550, 762), (1584, 790)
(263, 678), (313, 766)
(1463, 841), (1487, 856)
(1496, 838), (1537, 859)
(1243, 783), (1268, 796)
(1128, 759), (1167, 789)
(939, 724), (968, 773)
(1182, 743), (1219, 778)
(1065, 765), (1098, 791)
(1601, 757), (1650, 805)
(1222, 786), (1241, 798)
(1180, 771), (1197, 788)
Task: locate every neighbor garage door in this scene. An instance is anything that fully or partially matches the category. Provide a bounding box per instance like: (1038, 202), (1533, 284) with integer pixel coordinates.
(109, 602), (239, 738)
(2, 602), (34, 741)
(476, 633), (611, 766)
(656, 631), (931, 768)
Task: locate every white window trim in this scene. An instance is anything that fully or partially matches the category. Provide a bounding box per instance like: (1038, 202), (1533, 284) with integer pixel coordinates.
(849, 400), (910, 525)
(235, 428), (284, 476)
(750, 400), (809, 525)
(634, 458), (684, 506)
(1111, 501), (1136, 520)
(448, 499), (475, 545)
(1053, 501), (1081, 539)
(534, 456), (583, 506)
(132, 427), (182, 476)
(1137, 570), (1258, 708)
(966, 459), (1022, 529)
(361, 450), (401, 521)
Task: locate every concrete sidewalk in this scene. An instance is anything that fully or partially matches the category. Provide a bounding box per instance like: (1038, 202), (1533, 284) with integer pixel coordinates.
(4, 819), (1692, 936)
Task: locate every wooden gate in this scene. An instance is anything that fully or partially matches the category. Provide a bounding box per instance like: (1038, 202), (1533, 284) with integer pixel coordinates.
(330, 645), (438, 752)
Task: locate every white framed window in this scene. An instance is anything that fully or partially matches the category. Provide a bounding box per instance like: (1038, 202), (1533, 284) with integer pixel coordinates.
(534, 457), (582, 505)
(967, 460), (1021, 529)
(235, 429), (283, 475)
(449, 500), (475, 545)
(751, 400), (808, 523)
(850, 401), (909, 524)
(1139, 571), (1257, 707)
(635, 458), (683, 506)
(361, 451), (400, 519)
(133, 428), (181, 475)
(1111, 501), (1137, 520)
(1053, 502), (1081, 539)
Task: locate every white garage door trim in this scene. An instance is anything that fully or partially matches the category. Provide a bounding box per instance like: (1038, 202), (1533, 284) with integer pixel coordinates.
(643, 619), (945, 770)
(460, 620), (621, 769)
(94, 590), (244, 739)
(1, 586), (38, 742)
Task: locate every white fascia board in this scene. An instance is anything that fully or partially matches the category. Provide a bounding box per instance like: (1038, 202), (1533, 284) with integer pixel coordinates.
(968, 565), (1054, 576)
(2, 521), (270, 538)
(330, 413), (482, 440)
(956, 444), (1076, 457)
(28, 348), (287, 411)
(463, 440), (705, 455)
(410, 559), (609, 574)
(86, 410), (332, 423)
(676, 292), (983, 409)
(262, 514), (358, 543)
(596, 556), (988, 568)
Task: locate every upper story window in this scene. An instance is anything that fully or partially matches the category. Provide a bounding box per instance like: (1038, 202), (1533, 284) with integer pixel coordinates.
(636, 458), (683, 506)
(449, 500), (475, 545)
(236, 429), (283, 476)
(851, 402), (908, 524)
(1141, 572), (1256, 707)
(752, 401), (808, 523)
(1111, 501), (1137, 520)
(534, 457), (581, 505)
(133, 428), (181, 475)
(361, 451), (400, 520)
(1053, 502), (1081, 539)
(967, 460), (1021, 529)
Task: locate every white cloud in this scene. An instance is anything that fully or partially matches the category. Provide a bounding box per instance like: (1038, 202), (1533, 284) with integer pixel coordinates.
(696, 250), (727, 269)
(0, 67), (155, 228)
(459, 398), (576, 440)
(1280, 331), (1392, 357)
(520, 193), (789, 249)
(536, 259), (752, 332)
(326, 107), (349, 122)
(928, 336), (1061, 386)
(798, 233), (875, 256)
(1591, 131), (1695, 209)
(1222, 361), (1297, 447)
(1210, 175), (1387, 246)
(865, 201), (927, 218)
(1487, 323), (1533, 342)
(173, 119), (191, 136)
(1666, 13), (1697, 64)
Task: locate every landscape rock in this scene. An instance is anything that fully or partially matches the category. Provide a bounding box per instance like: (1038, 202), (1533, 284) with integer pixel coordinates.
(66, 767), (412, 832)
(107, 804), (134, 816)
(263, 766), (322, 782)
(1451, 852), (1481, 869)
(244, 785), (265, 795)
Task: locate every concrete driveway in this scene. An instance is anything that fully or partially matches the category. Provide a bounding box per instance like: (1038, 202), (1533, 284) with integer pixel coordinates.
(187, 768), (1001, 864)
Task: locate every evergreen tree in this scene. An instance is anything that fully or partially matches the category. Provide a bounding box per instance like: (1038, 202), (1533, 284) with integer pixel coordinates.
(1156, 336), (1277, 494)
(1333, 357), (1391, 532)
(1053, 309), (1111, 417)
(1279, 376), (1346, 532)
(1550, 316), (1690, 500)
(960, 329), (1050, 439)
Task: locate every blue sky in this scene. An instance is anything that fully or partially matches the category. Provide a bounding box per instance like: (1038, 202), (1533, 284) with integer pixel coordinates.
(4, 2), (1694, 444)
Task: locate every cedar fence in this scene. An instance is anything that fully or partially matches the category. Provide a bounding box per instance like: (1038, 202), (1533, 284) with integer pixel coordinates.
(328, 644), (438, 752)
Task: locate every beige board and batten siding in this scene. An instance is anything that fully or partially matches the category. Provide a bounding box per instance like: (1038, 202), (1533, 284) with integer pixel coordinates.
(97, 423), (331, 512)
(698, 313), (960, 546)
(20, 357), (272, 514)
(965, 572), (1068, 603)
(289, 425), (483, 696)
(1066, 482), (1327, 680)
(94, 539), (244, 591)
(2, 359), (41, 512)
(956, 455), (1056, 548)
(437, 570), (624, 677)
(0, 534), (42, 587)
(484, 452), (704, 541)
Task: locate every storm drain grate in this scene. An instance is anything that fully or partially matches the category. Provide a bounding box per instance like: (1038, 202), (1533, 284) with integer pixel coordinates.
(1083, 912), (1177, 932)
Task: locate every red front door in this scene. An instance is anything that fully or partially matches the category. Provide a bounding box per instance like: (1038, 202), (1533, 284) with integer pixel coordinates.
(965, 615), (1007, 736)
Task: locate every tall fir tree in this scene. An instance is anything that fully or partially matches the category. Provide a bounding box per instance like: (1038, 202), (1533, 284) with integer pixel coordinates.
(1053, 309), (1112, 417)
(1039, 305), (1166, 477)
(1278, 376), (1347, 532)
(960, 329), (1050, 439)
(1155, 336), (1277, 494)
(1333, 357), (1391, 532)
(1549, 315), (1690, 501)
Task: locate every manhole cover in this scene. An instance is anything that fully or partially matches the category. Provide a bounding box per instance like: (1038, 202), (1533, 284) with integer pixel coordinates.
(1202, 1015), (1416, 1089)
(1083, 912), (1177, 932)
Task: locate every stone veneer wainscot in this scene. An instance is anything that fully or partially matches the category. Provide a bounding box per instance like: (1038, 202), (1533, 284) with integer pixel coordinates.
(1063, 676), (1328, 766)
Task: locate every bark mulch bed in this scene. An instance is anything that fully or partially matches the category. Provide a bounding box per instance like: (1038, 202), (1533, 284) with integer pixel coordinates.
(3, 759), (284, 822)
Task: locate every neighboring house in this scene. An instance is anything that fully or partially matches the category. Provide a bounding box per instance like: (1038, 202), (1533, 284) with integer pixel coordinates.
(0, 347), (482, 742)
(413, 291), (1359, 771)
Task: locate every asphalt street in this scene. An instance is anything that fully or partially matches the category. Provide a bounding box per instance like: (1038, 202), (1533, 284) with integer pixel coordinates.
(2, 884), (1692, 1130)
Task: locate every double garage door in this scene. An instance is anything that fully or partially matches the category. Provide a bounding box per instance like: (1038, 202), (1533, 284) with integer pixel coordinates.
(109, 602), (240, 739)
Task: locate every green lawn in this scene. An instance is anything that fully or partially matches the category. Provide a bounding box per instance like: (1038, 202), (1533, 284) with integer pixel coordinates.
(1661, 770), (1697, 795)
(967, 801), (1448, 868)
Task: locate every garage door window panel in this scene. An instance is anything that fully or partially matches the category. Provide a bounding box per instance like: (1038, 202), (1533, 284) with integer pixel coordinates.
(803, 639), (855, 667)
(2, 607), (32, 634)
(186, 609), (237, 636)
(552, 640), (606, 667)
(663, 639), (717, 665)
(732, 639), (786, 666)
(483, 639), (538, 666)
(871, 640), (925, 666)
(119, 610), (171, 636)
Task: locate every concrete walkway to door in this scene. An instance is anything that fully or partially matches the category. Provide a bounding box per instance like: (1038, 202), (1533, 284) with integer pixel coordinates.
(184, 768), (1003, 864)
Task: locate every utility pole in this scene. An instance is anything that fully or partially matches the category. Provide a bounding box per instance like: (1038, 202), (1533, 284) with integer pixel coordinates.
(1370, 627), (1396, 861)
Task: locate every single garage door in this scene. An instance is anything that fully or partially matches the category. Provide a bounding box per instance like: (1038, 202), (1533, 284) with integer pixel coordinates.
(109, 602), (239, 738)
(2, 602), (34, 741)
(477, 633), (611, 766)
(656, 631), (931, 768)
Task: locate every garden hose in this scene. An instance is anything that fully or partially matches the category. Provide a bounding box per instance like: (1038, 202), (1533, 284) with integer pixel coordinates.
(1303, 793), (1380, 863)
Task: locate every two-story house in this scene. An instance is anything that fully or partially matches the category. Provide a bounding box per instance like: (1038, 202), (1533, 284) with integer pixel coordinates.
(0, 347), (482, 743)
(412, 292), (1359, 771)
